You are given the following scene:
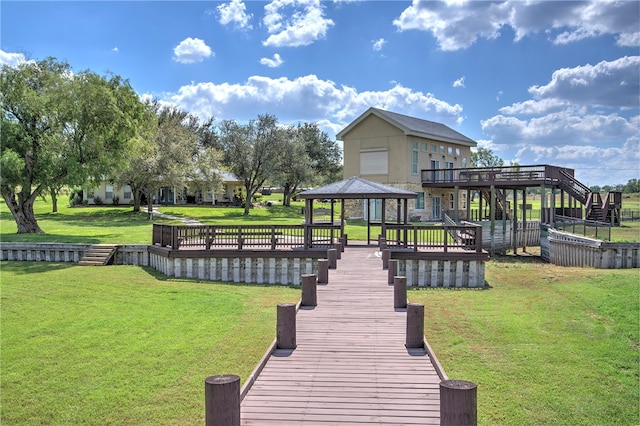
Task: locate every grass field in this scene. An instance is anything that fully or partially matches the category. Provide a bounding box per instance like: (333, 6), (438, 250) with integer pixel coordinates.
(1, 263), (299, 424)
(409, 258), (639, 425)
(2, 194), (639, 244)
(1, 193), (640, 424)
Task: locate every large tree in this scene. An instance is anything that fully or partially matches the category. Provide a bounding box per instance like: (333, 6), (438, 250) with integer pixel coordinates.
(218, 114), (284, 215)
(471, 147), (504, 168)
(0, 58), (145, 233)
(115, 103), (222, 216)
(277, 123), (342, 206)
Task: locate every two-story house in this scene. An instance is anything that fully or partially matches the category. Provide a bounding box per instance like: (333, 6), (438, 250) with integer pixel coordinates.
(338, 107), (477, 221)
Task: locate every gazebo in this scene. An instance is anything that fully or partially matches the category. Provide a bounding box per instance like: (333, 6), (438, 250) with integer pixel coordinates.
(297, 176), (418, 245)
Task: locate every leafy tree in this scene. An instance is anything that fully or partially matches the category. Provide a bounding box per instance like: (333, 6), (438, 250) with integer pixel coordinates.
(471, 147), (504, 168)
(589, 185), (602, 193)
(277, 123), (342, 206)
(218, 114), (284, 215)
(115, 103), (222, 216)
(623, 178), (639, 194)
(0, 58), (145, 233)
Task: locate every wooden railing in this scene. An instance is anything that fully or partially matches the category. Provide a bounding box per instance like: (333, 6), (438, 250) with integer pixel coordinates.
(152, 223), (341, 250)
(420, 164), (575, 186)
(383, 224), (483, 253)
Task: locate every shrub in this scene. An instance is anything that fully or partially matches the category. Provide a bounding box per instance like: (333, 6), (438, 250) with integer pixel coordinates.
(112, 195), (119, 205)
(93, 196), (103, 205)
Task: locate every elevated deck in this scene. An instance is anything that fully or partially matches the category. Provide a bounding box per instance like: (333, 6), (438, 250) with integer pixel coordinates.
(421, 164), (575, 189)
(241, 246), (444, 425)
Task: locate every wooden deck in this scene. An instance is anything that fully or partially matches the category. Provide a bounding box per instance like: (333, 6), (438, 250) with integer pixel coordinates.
(241, 245), (443, 425)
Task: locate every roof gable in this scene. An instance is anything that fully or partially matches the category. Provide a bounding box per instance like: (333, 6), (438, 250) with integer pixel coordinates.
(336, 107), (476, 147)
(298, 176), (417, 200)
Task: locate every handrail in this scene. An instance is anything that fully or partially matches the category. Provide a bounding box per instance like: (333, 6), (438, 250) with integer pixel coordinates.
(420, 164), (575, 185)
(152, 223), (341, 250)
(384, 224), (483, 253)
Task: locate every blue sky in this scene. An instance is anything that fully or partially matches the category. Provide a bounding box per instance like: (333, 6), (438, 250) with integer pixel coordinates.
(2, 0), (639, 186)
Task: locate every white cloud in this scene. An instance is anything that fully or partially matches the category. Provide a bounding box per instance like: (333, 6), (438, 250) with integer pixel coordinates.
(260, 53), (284, 68)
(480, 55), (639, 185)
(173, 38), (213, 64)
(528, 56), (640, 109)
(453, 76), (465, 88)
(372, 38), (386, 51)
(0, 50), (32, 67)
(262, 0), (334, 47)
(217, 0), (253, 30)
(163, 74), (464, 134)
(393, 0), (640, 51)
(112, 47), (119, 53)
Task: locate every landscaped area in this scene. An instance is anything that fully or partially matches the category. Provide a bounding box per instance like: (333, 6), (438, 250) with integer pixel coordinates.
(1, 195), (639, 424)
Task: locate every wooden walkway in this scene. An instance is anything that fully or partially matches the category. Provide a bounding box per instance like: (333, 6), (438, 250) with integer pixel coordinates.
(241, 245), (443, 425)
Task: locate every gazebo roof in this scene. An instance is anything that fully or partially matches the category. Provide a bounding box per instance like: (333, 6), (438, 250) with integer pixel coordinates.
(297, 176), (417, 200)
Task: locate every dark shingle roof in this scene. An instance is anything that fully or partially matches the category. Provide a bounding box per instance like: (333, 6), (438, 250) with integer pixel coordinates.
(297, 176), (417, 200)
(336, 107), (476, 147)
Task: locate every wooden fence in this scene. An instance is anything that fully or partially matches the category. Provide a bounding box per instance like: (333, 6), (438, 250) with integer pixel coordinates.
(152, 223), (341, 250)
(548, 229), (639, 268)
(383, 224), (483, 253)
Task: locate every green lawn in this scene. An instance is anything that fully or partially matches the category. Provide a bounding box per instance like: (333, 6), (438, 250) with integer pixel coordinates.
(410, 260), (640, 425)
(1, 262), (299, 425)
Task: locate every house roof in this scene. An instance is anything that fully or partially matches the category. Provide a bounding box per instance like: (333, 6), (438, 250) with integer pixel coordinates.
(297, 176), (417, 200)
(336, 107), (477, 147)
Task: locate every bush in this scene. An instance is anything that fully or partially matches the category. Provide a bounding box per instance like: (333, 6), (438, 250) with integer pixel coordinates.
(253, 193), (263, 203)
(69, 187), (84, 206)
(93, 196), (103, 205)
(112, 195), (119, 205)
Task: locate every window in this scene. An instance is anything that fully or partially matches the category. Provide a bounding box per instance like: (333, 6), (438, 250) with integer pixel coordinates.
(462, 192), (467, 210)
(360, 150), (389, 174)
(462, 157), (467, 168)
(105, 184), (113, 200)
(430, 159), (440, 181)
(448, 146), (453, 155)
(449, 193), (455, 210)
(445, 162), (454, 181)
(416, 192), (425, 210)
(422, 143), (428, 152)
(455, 148), (461, 156)
(440, 145), (445, 154)
(412, 141), (418, 150)
(412, 150), (419, 174)
(431, 144), (437, 153)
(123, 185), (132, 199)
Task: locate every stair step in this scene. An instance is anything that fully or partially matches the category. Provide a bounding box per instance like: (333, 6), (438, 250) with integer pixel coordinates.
(78, 245), (118, 266)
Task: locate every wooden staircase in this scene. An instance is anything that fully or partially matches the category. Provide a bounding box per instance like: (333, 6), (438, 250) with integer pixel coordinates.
(78, 244), (118, 266)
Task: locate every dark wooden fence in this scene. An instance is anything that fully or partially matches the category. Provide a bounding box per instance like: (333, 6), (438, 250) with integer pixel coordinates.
(152, 223), (341, 250)
(383, 224), (483, 253)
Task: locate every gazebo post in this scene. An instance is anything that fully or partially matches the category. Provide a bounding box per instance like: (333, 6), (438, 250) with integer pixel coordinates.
(403, 198), (409, 245)
(340, 199), (346, 241)
(381, 199), (386, 246)
(366, 198), (371, 245)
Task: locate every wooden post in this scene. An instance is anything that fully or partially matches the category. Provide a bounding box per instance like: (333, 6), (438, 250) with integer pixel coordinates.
(327, 248), (337, 269)
(204, 374), (240, 426)
(277, 303), (296, 349)
(301, 274), (317, 307)
(317, 259), (329, 284)
(440, 379), (477, 426)
(335, 241), (342, 259)
(394, 276), (407, 309)
(405, 303), (424, 348)
(382, 249), (390, 270)
(387, 259), (397, 285)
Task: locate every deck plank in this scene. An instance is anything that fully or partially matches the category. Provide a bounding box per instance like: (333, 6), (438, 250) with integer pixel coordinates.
(241, 246), (442, 425)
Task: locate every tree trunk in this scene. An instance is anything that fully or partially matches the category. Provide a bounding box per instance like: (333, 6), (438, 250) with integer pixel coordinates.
(282, 183), (292, 207)
(50, 188), (58, 213)
(132, 187), (141, 213)
(2, 191), (45, 234)
(147, 193), (154, 220)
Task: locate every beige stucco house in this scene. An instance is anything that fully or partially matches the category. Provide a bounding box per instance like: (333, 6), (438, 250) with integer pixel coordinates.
(83, 172), (243, 206)
(337, 107), (477, 221)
